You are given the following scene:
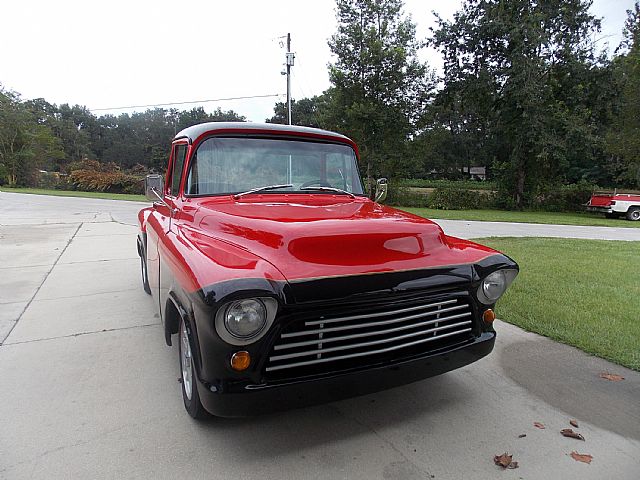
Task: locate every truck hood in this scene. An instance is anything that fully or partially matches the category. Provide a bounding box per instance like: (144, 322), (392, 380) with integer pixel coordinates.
(187, 195), (496, 284)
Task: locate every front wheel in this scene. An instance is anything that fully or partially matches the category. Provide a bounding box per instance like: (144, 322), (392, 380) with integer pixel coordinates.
(626, 207), (640, 221)
(179, 318), (208, 419)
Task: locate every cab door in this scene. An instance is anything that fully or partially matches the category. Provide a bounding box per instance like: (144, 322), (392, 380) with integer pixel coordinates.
(148, 142), (188, 316)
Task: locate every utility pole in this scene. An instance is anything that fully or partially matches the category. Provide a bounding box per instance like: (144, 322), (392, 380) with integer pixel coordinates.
(285, 33), (295, 125)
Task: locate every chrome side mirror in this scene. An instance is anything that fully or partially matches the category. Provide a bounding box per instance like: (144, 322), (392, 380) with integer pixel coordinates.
(374, 178), (388, 203)
(145, 174), (164, 202)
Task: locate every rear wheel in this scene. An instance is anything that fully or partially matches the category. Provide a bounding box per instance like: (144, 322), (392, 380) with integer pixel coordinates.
(179, 318), (208, 419)
(626, 207), (640, 221)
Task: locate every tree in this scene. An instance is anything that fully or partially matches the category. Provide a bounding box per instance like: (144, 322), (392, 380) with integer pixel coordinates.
(606, 2), (640, 188)
(0, 87), (63, 186)
(266, 95), (330, 127)
(431, 0), (603, 207)
(326, 0), (435, 194)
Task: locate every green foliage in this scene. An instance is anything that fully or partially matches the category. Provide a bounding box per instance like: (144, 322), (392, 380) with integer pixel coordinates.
(399, 178), (496, 191)
(266, 96), (330, 127)
(605, 2), (640, 188)
(0, 87), (245, 188)
(1, 0), (638, 201)
(531, 181), (596, 212)
(430, 0), (605, 207)
(385, 184), (425, 207)
(426, 187), (494, 210)
(0, 87), (64, 186)
(325, 0), (435, 191)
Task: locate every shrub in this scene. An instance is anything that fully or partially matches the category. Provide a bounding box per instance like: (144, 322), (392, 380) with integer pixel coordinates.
(426, 187), (494, 210)
(386, 184), (426, 207)
(69, 169), (144, 194)
(400, 178), (496, 191)
(532, 181), (597, 212)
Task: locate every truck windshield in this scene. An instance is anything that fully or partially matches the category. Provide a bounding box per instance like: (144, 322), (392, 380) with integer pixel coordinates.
(185, 137), (365, 196)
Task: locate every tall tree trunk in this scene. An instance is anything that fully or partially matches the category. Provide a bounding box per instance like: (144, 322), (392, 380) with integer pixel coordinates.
(515, 163), (526, 209)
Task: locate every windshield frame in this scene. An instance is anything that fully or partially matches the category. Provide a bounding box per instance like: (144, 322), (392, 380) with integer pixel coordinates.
(182, 135), (366, 198)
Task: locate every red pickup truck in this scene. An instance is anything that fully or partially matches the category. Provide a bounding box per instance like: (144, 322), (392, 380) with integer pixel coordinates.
(586, 191), (640, 221)
(137, 122), (519, 418)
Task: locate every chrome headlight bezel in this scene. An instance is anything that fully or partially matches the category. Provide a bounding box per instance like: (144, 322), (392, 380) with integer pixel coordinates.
(214, 297), (278, 346)
(477, 268), (518, 305)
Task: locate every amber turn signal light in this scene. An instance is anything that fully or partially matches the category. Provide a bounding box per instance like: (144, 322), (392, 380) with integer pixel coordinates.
(230, 351), (251, 371)
(483, 309), (496, 324)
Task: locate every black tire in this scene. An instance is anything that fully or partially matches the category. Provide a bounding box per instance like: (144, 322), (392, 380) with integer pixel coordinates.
(139, 240), (151, 295)
(179, 317), (208, 419)
(626, 207), (640, 221)
(605, 212), (619, 219)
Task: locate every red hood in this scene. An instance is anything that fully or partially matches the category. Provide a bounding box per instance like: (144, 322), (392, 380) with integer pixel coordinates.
(182, 195), (497, 282)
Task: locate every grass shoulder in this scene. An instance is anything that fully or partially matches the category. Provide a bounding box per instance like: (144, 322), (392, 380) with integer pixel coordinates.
(479, 237), (640, 370)
(1, 187), (146, 202)
(399, 207), (640, 228)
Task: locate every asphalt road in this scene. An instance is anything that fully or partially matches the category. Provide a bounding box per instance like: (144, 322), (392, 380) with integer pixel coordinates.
(1, 191), (639, 479)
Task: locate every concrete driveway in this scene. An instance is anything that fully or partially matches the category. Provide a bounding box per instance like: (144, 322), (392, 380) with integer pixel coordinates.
(1, 192), (639, 479)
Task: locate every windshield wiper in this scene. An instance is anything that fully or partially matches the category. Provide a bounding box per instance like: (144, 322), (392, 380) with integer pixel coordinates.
(300, 186), (356, 198)
(233, 184), (293, 199)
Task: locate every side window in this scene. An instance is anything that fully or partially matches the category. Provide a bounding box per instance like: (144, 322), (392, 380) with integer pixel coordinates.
(170, 144), (188, 197)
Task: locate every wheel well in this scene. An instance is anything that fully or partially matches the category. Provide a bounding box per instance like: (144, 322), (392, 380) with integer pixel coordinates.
(164, 298), (181, 346)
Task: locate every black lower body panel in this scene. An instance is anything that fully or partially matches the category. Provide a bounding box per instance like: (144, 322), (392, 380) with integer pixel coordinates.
(197, 331), (495, 417)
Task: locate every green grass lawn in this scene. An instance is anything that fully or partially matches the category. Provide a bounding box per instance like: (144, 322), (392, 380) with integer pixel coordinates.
(400, 207), (640, 228)
(479, 237), (640, 370)
(1, 187), (146, 202)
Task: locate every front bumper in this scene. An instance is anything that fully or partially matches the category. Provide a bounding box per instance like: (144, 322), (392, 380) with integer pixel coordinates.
(196, 331), (495, 417)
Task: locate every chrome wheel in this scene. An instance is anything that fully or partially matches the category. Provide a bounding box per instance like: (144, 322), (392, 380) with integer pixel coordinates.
(180, 322), (193, 401)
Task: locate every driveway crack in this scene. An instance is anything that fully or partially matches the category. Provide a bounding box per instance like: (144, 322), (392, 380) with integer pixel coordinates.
(2, 322), (160, 346)
(0, 222), (83, 345)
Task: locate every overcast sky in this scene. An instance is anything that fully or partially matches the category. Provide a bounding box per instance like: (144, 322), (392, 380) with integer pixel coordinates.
(1, 0), (634, 122)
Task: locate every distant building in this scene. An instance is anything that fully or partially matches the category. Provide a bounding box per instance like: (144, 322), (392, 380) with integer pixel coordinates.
(461, 166), (486, 180)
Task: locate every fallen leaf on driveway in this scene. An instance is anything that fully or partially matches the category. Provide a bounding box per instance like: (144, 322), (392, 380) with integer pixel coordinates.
(570, 419), (579, 428)
(518, 434), (527, 438)
(534, 422), (545, 429)
(494, 453), (519, 469)
(570, 451), (593, 464)
(561, 429), (585, 441)
(599, 372), (624, 381)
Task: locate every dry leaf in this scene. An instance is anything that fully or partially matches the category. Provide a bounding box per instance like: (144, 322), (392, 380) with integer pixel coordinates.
(570, 451), (593, 464)
(561, 429), (585, 441)
(518, 434), (527, 438)
(494, 453), (519, 469)
(534, 422), (545, 429)
(570, 419), (579, 428)
(600, 372), (624, 381)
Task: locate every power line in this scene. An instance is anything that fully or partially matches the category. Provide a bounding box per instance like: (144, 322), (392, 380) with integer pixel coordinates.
(90, 93), (283, 112)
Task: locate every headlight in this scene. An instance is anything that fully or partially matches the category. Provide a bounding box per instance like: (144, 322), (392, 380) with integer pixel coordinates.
(225, 299), (267, 338)
(477, 269), (518, 304)
(215, 297), (278, 346)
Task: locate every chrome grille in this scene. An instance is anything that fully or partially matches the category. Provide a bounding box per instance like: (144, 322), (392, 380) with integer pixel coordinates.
(266, 296), (475, 375)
